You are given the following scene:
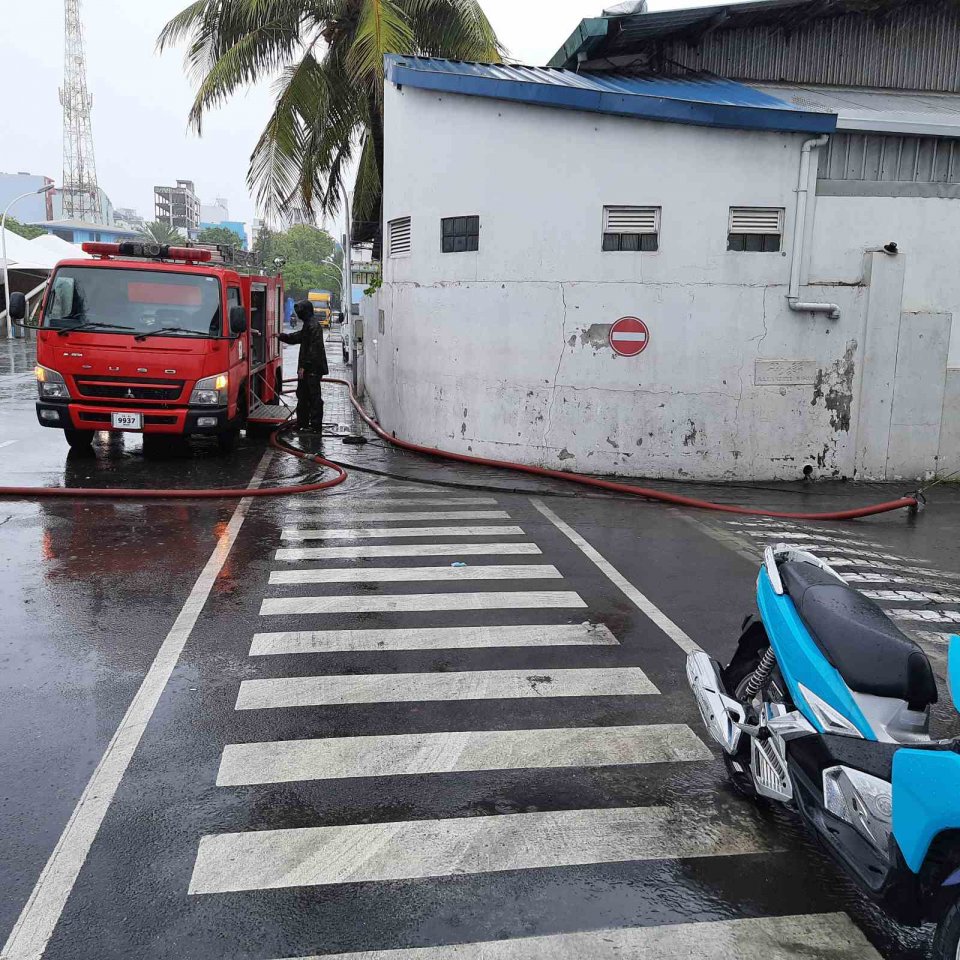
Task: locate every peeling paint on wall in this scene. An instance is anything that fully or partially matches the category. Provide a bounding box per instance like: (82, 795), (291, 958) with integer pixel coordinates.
(812, 340), (858, 433)
(579, 324), (613, 351)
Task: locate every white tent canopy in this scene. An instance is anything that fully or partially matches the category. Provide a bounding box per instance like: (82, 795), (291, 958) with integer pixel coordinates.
(0, 226), (53, 271)
(29, 233), (91, 263)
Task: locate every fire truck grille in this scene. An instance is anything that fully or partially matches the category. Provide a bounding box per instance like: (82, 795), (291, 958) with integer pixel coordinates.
(74, 377), (184, 402)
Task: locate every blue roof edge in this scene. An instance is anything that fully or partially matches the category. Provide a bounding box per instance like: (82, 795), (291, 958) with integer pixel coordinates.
(385, 57), (837, 135)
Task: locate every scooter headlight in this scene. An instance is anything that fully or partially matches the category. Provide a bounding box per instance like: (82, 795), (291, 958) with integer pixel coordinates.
(36, 365), (71, 399)
(190, 372), (229, 406)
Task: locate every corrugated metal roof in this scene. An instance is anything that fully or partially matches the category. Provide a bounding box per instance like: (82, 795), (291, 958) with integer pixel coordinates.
(386, 56), (836, 134)
(611, 0), (832, 46)
(750, 84), (960, 137)
(549, 0), (842, 67)
(549, 0), (960, 95)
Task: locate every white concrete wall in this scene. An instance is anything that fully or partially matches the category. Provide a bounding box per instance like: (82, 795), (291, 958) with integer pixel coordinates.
(366, 82), (957, 481)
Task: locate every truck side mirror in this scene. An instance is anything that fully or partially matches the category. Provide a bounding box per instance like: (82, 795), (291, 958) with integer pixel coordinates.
(8, 292), (27, 322)
(229, 305), (247, 335)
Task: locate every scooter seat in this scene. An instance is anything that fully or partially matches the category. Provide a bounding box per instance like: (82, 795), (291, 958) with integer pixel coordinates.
(779, 561), (937, 710)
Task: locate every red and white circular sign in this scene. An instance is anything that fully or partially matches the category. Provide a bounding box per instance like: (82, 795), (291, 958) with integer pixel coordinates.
(609, 316), (650, 357)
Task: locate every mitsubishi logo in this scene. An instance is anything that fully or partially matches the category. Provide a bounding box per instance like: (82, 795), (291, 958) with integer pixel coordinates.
(126, 389), (135, 399)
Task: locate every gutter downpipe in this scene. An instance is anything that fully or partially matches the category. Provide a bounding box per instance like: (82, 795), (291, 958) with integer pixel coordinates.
(788, 134), (840, 320)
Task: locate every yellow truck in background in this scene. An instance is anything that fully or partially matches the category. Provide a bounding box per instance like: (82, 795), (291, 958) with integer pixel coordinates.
(308, 289), (333, 327)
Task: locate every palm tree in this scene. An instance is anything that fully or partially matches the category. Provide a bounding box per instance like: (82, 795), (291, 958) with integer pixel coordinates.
(159, 1), (501, 252)
(139, 221), (187, 245)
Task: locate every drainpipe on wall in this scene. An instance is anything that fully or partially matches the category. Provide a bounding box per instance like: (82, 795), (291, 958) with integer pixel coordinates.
(787, 133), (841, 320)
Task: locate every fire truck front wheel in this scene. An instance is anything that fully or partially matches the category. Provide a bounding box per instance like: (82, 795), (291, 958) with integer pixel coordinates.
(217, 391), (248, 454)
(64, 429), (95, 450)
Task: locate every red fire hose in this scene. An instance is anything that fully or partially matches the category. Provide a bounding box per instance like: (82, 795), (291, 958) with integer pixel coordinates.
(0, 429), (346, 498)
(322, 376), (921, 522)
(0, 374), (921, 520)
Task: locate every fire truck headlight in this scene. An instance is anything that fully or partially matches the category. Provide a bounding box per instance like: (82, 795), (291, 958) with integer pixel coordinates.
(36, 365), (71, 399)
(190, 373), (229, 406)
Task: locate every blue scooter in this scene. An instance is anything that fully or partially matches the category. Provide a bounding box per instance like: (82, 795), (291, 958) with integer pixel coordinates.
(688, 544), (960, 958)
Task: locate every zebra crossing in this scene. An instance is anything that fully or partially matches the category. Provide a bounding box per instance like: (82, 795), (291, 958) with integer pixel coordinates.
(719, 517), (960, 659)
(181, 486), (880, 958)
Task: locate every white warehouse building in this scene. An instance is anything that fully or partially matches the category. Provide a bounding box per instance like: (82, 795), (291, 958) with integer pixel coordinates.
(363, 0), (960, 482)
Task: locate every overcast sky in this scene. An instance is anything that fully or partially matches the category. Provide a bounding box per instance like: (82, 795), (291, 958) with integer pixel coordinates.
(0, 0), (740, 239)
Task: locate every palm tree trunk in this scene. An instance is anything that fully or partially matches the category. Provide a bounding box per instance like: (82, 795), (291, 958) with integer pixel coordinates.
(369, 92), (385, 262)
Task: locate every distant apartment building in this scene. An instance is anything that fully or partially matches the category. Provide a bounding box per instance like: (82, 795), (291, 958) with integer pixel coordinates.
(200, 197), (230, 223)
(198, 196), (247, 249)
(154, 179), (200, 234)
(113, 207), (146, 233)
(352, 260), (380, 287)
(0, 172), (55, 222)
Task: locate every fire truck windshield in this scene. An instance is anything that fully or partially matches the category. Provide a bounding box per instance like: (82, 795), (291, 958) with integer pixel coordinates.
(43, 266), (223, 338)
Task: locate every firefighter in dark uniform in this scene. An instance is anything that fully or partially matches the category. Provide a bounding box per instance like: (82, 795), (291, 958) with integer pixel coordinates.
(278, 300), (329, 433)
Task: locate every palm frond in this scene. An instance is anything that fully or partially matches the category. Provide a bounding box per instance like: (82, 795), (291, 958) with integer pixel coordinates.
(405, 0), (502, 61)
(156, 0), (208, 50)
(349, 0), (415, 96)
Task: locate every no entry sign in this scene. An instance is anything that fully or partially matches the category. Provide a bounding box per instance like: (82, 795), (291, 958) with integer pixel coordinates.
(609, 316), (650, 357)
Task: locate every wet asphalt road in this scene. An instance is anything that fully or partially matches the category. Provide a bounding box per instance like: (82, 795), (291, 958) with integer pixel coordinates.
(1, 333), (959, 959)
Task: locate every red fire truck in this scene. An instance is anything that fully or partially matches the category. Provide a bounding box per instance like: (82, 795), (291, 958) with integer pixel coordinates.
(17, 241), (288, 453)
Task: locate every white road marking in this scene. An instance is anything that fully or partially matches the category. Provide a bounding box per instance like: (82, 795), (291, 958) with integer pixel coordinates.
(250, 622), (620, 655)
(273, 913), (881, 960)
(825, 557), (960, 581)
(0, 449), (275, 960)
(841, 572), (914, 584)
(782, 545), (915, 562)
(888, 609), (960, 623)
(281, 525), (525, 541)
(287, 511), (512, 524)
(276, 543), (543, 561)
(743, 530), (878, 548)
(236, 667), (658, 710)
(188, 804), (766, 894)
(371, 486), (456, 494)
(260, 590), (586, 616)
(0, 439), (19, 449)
(289, 497), (499, 508)
(217, 724), (712, 785)
(269, 564), (563, 585)
(531, 499), (700, 654)
(917, 631), (958, 644)
(864, 589), (960, 604)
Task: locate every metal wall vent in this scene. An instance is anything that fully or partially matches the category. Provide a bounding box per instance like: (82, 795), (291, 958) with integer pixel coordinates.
(388, 217), (412, 257)
(728, 207), (784, 235)
(603, 205), (660, 234)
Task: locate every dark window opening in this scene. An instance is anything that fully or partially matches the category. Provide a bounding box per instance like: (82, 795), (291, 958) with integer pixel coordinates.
(603, 232), (659, 252)
(441, 216), (480, 253)
(727, 233), (781, 252)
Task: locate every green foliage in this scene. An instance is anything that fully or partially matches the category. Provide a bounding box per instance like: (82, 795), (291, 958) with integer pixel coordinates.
(4, 217), (45, 240)
(139, 221), (186, 245)
(254, 223), (342, 302)
(159, 0), (502, 246)
(197, 225), (245, 247)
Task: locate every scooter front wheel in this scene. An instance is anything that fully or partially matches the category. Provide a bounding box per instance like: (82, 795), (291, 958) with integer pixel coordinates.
(933, 895), (960, 960)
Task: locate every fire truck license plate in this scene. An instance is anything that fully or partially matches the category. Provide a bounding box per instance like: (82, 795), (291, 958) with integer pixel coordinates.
(111, 412), (142, 430)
